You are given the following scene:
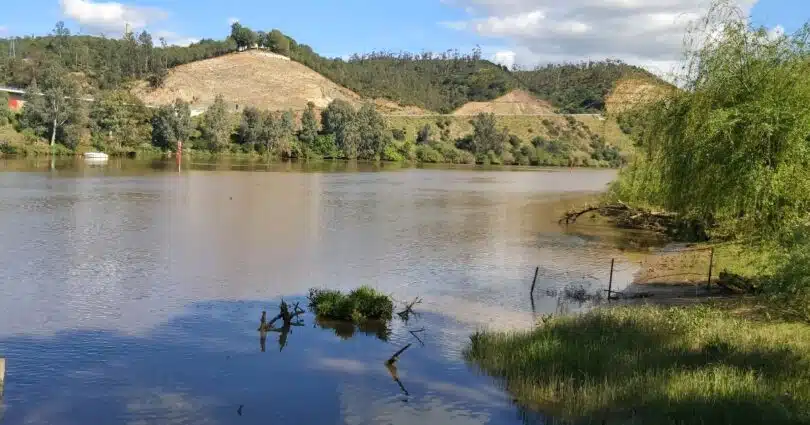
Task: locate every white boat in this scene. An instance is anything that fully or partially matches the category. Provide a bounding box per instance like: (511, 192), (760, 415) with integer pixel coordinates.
(83, 152), (109, 160)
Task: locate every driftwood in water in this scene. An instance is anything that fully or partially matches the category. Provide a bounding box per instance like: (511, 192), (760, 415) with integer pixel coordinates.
(409, 328), (426, 346)
(397, 297), (422, 321)
(559, 202), (706, 240)
(385, 361), (409, 396)
(386, 343), (412, 366)
(258, 300), (305, 331)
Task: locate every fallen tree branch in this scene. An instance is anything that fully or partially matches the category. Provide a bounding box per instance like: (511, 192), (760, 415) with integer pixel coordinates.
(386, 343), (412, 365)
(409, 328), (426, 346)
(397, 297), (422, 320)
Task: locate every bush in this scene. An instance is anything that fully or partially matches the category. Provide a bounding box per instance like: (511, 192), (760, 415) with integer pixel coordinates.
(382, 143), (404, 161)
(307, 286), (394, 322)
(311, 133), (340, 158)
(415, 144), (444, 163)
(391, 128), (406, 141)
(432, 143), (475, 164)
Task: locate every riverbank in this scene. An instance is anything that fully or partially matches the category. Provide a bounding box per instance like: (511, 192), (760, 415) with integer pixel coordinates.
(465, 298), (810, 425)
(465, 235), (810, 424)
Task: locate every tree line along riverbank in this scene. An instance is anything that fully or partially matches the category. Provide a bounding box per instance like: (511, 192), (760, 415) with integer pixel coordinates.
(463, 3), (810, 424)
(1, 88), (628, 168)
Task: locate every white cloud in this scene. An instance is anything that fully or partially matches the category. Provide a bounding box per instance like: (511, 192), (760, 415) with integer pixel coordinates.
(60, 0), (167, 34)
(227, 17), (239, 25)
(154, 30), (199, 47)
(492, 50), (516, 69)
(441, 0), (761, 73)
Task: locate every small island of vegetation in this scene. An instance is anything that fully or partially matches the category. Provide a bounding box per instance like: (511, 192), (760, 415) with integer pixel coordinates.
(308, 286), (394, 322)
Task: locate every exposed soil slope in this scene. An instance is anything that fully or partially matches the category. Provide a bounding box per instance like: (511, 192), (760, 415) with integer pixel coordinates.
(605, 77), (676, 115)
(451, 90), (555, 116)
(132, 50), (429, 114)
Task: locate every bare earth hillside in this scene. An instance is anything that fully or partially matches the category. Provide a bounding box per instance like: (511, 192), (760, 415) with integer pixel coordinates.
(132, 50), (429, 114)
(605, 77), (676, 115)
(452, 90), (555, 116)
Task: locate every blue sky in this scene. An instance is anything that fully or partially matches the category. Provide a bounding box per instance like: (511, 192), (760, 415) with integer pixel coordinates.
(0, 0), (804, 71)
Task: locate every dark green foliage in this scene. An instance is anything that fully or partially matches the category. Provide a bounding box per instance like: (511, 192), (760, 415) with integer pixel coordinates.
(0, 92), (10, 126)
(151, 99), (191, 151)
(470, 113), (506, 155)
(237, 106), (266, 148)
(90, 90), (152, 148)
(310, 133), (339, 158)
(415, 144), (443, 163)
(199, 95), (231, 151)
(288, 47), (517, 113)
(515, 60), (660, 113)
(391, 128), (406, 141)
(307, 286), (394, 322)
(267, 30), (290, 56)
(298, 101), (319, 145)
(416, 124), (431, 144)
(354, 103), (390, 160)
(18, 64), (84, 146)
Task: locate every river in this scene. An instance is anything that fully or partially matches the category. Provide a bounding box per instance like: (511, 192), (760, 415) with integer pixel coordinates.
(0, 157), (654, 425)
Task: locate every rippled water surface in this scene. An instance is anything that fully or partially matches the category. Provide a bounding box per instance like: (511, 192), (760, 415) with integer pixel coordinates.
(0, 158), (647, 425)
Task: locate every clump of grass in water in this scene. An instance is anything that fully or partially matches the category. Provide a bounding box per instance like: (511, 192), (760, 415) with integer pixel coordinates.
(308, 286), (394, 322)
(464, 303), (810, 425)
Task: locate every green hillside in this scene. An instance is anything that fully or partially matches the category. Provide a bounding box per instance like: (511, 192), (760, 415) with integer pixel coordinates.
(1, 22), (666, 114)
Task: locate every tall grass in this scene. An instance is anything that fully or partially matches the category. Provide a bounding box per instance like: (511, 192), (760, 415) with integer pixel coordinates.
(465, 303), (810, 424)
(307, 286), (394, 322)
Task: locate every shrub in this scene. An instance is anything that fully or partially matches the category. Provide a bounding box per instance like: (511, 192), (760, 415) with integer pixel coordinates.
(391, 128), (406, 141)
(307, 286), (394, 322)
(415, 144), (444, 163)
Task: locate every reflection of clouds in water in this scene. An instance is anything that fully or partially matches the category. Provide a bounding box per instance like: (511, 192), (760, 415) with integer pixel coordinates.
(124, 391), (222, 425)
(313, 357), (370, 374)
(341, 383), (493, 425)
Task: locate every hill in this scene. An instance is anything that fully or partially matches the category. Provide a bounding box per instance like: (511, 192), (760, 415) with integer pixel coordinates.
(514, 60), (668, 113)
(451, 90), (554, 116)
(132, 50), (431, 115)
(604, 76), (677, 115)
(132, 50), (361, 111)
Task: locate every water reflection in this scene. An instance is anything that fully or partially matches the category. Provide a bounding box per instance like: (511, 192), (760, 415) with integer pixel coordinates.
(315, 317), (392, 342)
(0, 158), (654, 424)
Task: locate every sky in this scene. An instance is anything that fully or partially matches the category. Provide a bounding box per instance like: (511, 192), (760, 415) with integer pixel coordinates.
(0, 0), (804, 76)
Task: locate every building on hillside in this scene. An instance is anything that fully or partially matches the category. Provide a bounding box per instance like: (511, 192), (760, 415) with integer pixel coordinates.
(1, 87), (26, 112)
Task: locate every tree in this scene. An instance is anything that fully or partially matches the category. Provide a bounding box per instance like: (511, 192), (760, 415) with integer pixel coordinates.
(20, 65), (83, 146)
(151, 99), (191, 151)
(237, 107), (266, 148)
(355, 103), (390, 160)
(416, 124), (431, 144)
(199, 95), (232, 151)
(470, 113), (505, 155)
(90, 90), (152, 148)
(268, 30), (290, 56)
(321, 99), (357, 158)
(298, 101), (319, 145)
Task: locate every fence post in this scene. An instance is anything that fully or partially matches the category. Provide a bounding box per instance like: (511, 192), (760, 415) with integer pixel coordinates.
(608, 258), (615, 301)
(706, 247), (715, 290)
(530, 266), (539, 298)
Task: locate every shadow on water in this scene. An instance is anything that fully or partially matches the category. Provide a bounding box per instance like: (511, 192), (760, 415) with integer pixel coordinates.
(0, 297), (549, 425)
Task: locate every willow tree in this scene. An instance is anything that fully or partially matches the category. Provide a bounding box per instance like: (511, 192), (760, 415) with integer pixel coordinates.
(615, 0), (810, 241)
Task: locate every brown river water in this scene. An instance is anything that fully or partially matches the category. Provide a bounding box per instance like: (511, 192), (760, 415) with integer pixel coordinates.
(0, 157), (659, 425)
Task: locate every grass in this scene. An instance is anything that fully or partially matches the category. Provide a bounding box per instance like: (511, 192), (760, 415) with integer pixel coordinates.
(464, 301), (810, 425)
(307, 286), (394, 322)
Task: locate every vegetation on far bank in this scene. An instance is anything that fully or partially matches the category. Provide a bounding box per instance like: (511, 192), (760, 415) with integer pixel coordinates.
(307, 286), (394, 322)
(466, 302), (810, 425)
(1, 79), (627, 167)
